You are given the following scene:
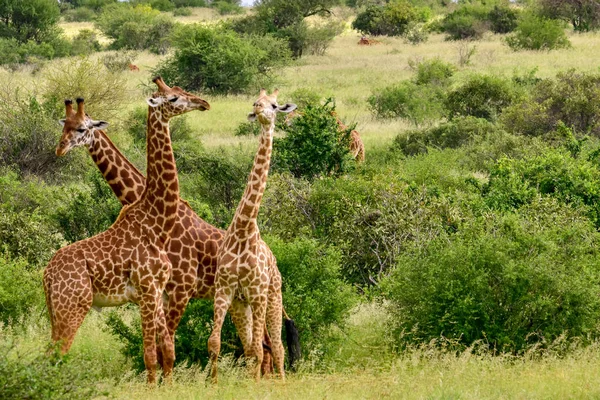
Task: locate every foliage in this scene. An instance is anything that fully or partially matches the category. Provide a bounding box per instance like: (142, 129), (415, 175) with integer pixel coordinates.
(445, 74), (516, 121)
(505, 14), (571, 51)
(234, 121), (261, 136)
(95, 4), (177, 54)
(440, 3), (491, 40)
(0, 0), (61, 43)
(410, 57), (455, 86)
(125, 105), (193, 145)
(273, 100), (355, 180)
(213, 1), (244, 15)
(352, 0), (428, 36)
(393, 117), (506, 156)
(0, 254), (44, 325)
(383, 198), (600, 352)
(483, 149), (600, 225)
(172, 0), (207, 6)
(404, 22), (430, 44)
(71, 29), (102, 55)
(62, 7), (97, 22)
(303, 21), (345, 56)
(501, 70), (600, 136)
(101, 50), (138, 72)
(0, 345), (102, 400)
(155, 25), (290, 94)
(368, 81), (446, 125)
(42, 56), (128, 121)
(172, 7), (193, 16)
(488, 5), (519, 33)
(539, 0), (600, 32)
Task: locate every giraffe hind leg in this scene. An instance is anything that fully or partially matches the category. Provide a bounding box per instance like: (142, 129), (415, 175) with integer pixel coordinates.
(208, 286), (234, 384)
(266, 289), (285, 380)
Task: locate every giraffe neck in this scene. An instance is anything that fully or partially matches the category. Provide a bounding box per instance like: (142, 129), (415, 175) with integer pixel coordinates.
(88, 129), (145, 206)
(140, 106), (179, 234)
(231, 120), (274, 231)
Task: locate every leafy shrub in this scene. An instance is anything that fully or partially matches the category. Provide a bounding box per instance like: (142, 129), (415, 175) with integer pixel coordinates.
(445, 74), (516, 121)
(505, 14), (571, 51)
(289, 88), (321, 108)
(410, 57), (455, 86)
(404, 22), (430, 44)
(42, 56), (128, 121)
(303, 21), (344, 56)
(173, 6), (193, 16)
(213, 1), (243, 15)
(368, 81), (446, 125)
(483, 149), (600, 225)
(173, 0), (207, 6)
(501, 70), (600, 136)
(101, 50), (138, 72)
(234, 121), (261, 136)
(155, 25), (290, 94)
(53, 171), (122, 243)
(273, 100), (354, 180)
(352, 0), (427, 36)
(125, 105), (193, 145)
(95, 4), (177, 54)
(393, 117), (505, 156)
(0, 254), (44, 325)
(488, 5), (518, 33)
(0, 345), (102, 400)
(149, 0), (175, 12)
(383, 198), (600, 352)
(0, 35), (72, 66)
(440, 3), (491, 40)
(539, 0), (600, 32)
(71, 29), (102, 55)
(0, 0), (61, 43)
(62, 7), (96, 22)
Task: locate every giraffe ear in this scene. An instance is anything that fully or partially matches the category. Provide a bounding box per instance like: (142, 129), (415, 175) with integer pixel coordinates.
(146, 97), (164, 107)
(277, 103), (297, 114)
(58, 119), (66, 127)
(247, 112), (257, 122)
(90, 120), (109, 130)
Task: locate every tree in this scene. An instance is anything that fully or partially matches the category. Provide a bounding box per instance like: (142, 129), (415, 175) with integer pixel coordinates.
(539, 0), (600, 32)
(255, 0), (341, 29)
(0, 0), (60, 43)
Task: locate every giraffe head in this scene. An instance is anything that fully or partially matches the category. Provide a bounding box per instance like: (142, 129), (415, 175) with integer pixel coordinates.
(56, 98), (108, 156)
(146, 76), (210, 119)
(247, 89), (296, 126)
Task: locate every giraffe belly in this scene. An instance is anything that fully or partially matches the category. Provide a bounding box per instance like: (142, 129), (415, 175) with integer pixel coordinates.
(92, 284), (139, 308)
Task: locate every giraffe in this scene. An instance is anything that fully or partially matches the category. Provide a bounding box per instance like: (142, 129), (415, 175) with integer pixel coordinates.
(54, 98), (277, 374)
(44, 76), (209, 384)
(285, 109), (365, 162)
(207, 89), (297, 383)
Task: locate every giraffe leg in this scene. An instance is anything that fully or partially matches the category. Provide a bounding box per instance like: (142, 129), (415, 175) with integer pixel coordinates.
(157, 284), (193, 371)
(139, 289), (162, 385)
(248, 292), (268, 382)
(230, 299), (253, 359)
(266, 288), (285, 380)
(156, 297), (174, 383)
(208, 286), (234, 384)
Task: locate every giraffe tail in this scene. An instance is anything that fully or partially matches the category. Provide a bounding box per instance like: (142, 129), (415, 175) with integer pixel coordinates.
(283, 308), (301, 371)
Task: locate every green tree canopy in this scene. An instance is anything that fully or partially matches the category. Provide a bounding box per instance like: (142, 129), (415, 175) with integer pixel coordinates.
(0, 0), (60, 43)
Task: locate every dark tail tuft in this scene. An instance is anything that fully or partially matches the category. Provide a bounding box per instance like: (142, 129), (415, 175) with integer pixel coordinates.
(284, 317), (301, 371)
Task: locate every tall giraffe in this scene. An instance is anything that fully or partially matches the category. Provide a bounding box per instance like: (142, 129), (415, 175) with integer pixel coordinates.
(44, 77), (209, 384)
(208, 89), (297, 383)
(55, 98), (276, 373)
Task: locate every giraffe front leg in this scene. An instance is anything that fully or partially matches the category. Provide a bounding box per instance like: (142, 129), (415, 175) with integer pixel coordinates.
(249, 293), (268, 382)
(140, 290), (162, 385)
(156, 299), (174, 384)
(208, 287), (234, 384)
(266, 288), (285, 380)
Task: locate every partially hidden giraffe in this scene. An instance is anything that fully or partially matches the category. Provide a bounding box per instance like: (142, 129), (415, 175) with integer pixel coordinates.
(44, 76), (209, 384)
(54, 98), (276, 373)
(284, 109), (365, 162)
(208, 89), (297, 383)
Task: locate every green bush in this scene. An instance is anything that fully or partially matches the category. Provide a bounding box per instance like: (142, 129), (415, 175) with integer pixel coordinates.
(483, 149), (600, 225)
(155, 25), (290, 94)
(404, 22), (430, 44)
(506, 14), (571, 51)
(101, 50), (138, 72)
(501, 70), (600, 136)
(0, 345), (102, 399)
(0, 254), (44, 325)
(0, 0), (60, 43)
(410, 57), (455, 86)
(125, 105), (193, 145)
(393, 117), (506, 156)
(234, 121), (261, 136)
(62, 7), (96, 22)
(488, 5), (518, 33)
(173, 0), (206, 6)
(173, 6), (193, 16)
(440, 3), (491, 40)
(213, 1), (243, 15)
(289, 88), (321, 108)
(383, 198), (600, 352)
(70, 29), (102, 55)
(273, 100), (355, 180)
(352, 0), (427, 36)
(445, 74), (516, 121)
(95, 4), (177, 53)
(539, 0), (600, 32)
(368, 81), (446, 125)
(303, 21), (345, 56)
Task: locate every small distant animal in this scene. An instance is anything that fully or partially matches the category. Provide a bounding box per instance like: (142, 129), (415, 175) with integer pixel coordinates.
(358, 36), (381, 46)
(128, 64), (140, 72)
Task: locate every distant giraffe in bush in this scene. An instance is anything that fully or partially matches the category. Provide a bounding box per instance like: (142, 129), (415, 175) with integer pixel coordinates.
(128, 64), (140, 72)
(285, 109), (365, 162)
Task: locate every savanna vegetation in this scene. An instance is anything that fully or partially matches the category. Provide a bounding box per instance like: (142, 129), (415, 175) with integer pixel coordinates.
(3, 0), (600, 398)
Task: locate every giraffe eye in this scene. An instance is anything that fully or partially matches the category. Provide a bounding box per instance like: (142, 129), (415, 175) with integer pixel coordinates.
(168, 96), (179, 103)
(77, 128), (86, 133)
(271, 104), (277, 109)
